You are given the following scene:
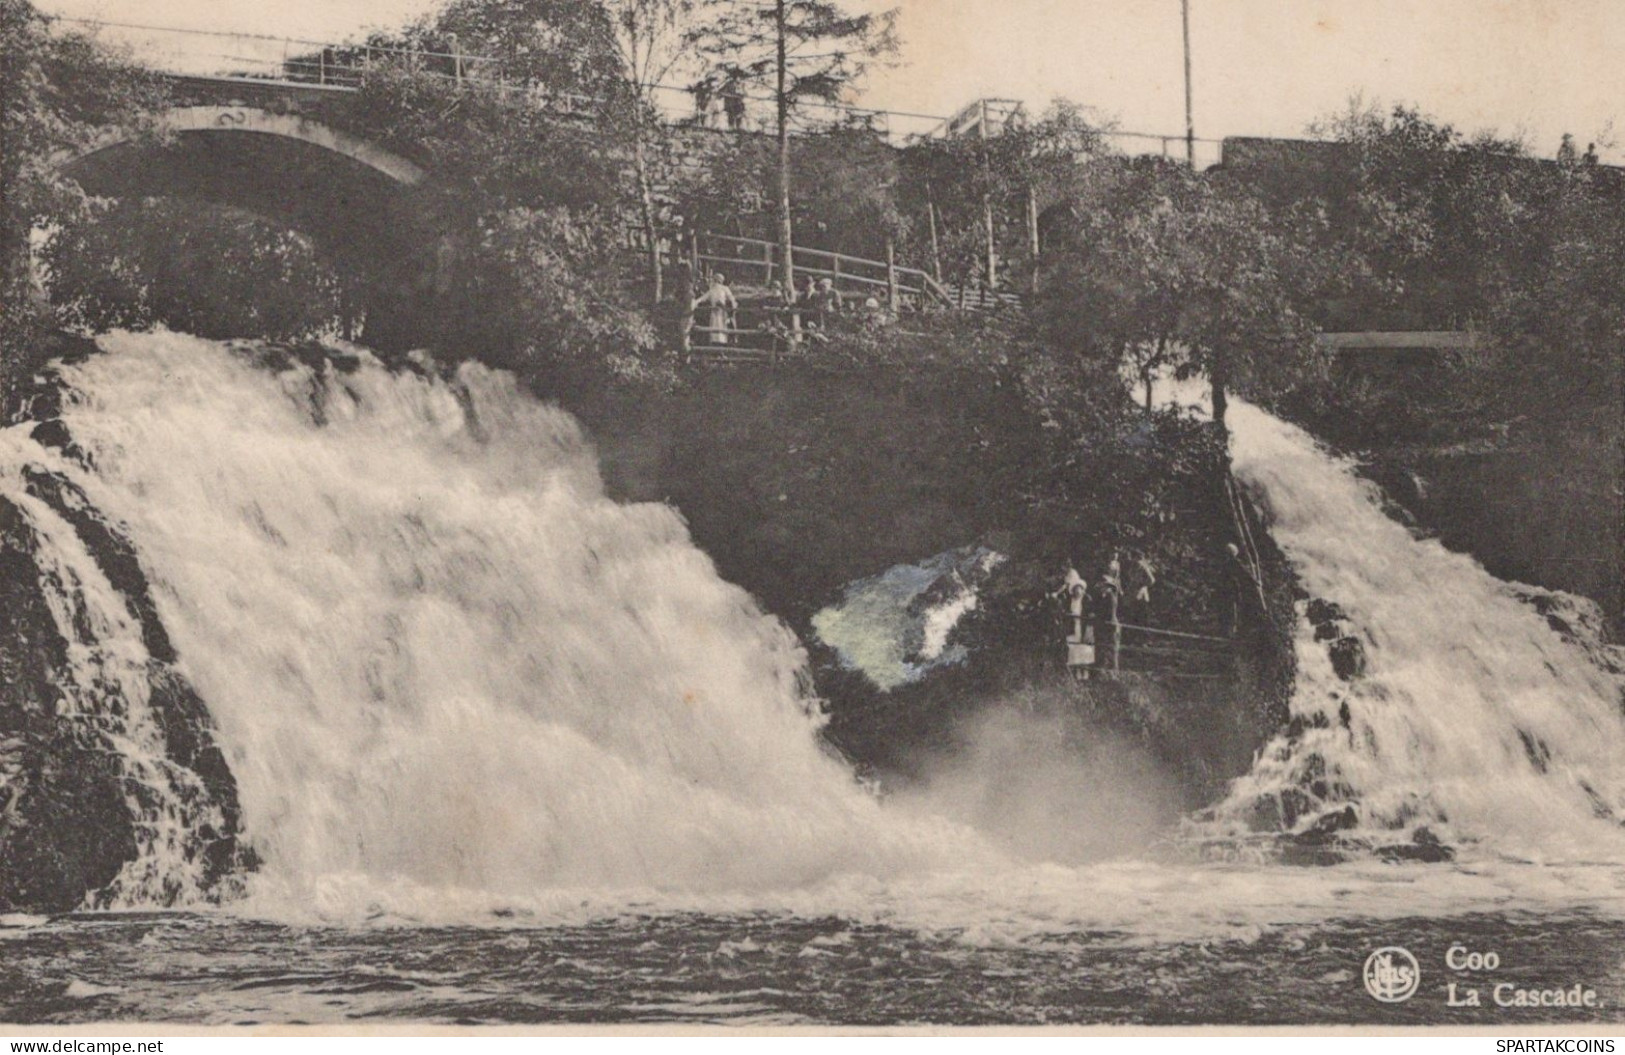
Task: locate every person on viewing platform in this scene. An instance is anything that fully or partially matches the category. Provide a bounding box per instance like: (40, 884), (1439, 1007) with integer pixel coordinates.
(1090, 552), (1123, 671)
(1128, 552), (1157, 615)
(1060, 564), (1088, 640)
(1100, 551), (1122, 597)
(721, 80), (747, 131)
(769, 280), (797, 310)
(691, 81), (713, 125)
(764, 281), (800, 348)
(1054, 564), (1093, 677)
(694, 273), (738, 345)
(1222, 542), (1258, 637)
(809, 278), (843, 328)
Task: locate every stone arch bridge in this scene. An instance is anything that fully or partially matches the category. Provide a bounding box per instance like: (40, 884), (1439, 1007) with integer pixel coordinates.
(57, 75), (444, 349)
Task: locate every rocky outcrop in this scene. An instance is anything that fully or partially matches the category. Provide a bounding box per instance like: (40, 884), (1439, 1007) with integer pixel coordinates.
(1505, 582), (1625, 680)
(0, 496), (137, 911)
(0, 398), (249, 911)
(1306, 598), (1367, 682)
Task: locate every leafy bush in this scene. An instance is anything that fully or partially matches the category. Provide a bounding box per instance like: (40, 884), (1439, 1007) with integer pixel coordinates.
(42, 199), (343, 341)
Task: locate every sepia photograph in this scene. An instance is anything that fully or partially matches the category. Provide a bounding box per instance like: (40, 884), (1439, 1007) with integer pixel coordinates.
(0, 0), (1622, 1036)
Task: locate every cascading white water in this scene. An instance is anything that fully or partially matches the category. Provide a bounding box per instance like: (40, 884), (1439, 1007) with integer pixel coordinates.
(21, 331), (985, 914)
(8, 330), (1625, 934)
(1209, 398), (1625, 859)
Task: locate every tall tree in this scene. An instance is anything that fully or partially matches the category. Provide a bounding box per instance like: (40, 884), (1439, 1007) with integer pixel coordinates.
(900, 98), (1112, 291)
(387, 0), (626, 98)
(593, 0), (712, 302)
(340, 0), (713, 303)
(690, 0), (898, 287)
(1038, 158), (1331, 431)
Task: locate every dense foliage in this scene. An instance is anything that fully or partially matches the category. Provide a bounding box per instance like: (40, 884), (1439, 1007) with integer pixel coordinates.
(1034, 155), (1335, 426)
(896, 99), (1111, 289)
(42, 199), (342, 340)
(7, 0), (1618, 459)
(0, 0), (163, 385)
(1238, 102), (1625, 447)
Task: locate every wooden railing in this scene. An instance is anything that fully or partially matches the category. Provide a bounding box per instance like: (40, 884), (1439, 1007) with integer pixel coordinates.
(685, 232), (955, 310)
(1223, 471), (1272, 621)
(1066, 585), (1235, 681)
(1114, 621), (1235, 680)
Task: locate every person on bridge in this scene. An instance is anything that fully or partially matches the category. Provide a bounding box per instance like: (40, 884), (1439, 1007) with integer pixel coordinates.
(721, 79), (747, 131)
(694, 273), (738, 346)
(691, 81), (714, 126)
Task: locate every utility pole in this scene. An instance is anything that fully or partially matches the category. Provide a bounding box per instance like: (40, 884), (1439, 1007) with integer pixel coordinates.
(1181, 0), (1195, 167)
(774, 0), (795, 291)
(979, 99), (997, 291)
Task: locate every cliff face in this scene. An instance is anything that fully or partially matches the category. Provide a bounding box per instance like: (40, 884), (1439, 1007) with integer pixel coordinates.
(1404, 444), (1623, 638)
(0, 493), (138, 911)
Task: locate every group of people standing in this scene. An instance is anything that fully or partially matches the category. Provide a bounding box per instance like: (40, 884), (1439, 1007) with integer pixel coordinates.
(690, 271), (871, 347)
(1053, 541), (1264, 677)
(1056, 550), (1156, 678)
(691, 79), (748, 131)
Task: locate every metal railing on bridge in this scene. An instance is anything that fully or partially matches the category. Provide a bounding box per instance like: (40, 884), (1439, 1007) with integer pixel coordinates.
(1114, 621), (1235, 680)
(47, 15), (1225, 161)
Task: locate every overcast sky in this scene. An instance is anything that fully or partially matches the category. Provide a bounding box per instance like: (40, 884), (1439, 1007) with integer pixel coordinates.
(38, 0), (1625, 161)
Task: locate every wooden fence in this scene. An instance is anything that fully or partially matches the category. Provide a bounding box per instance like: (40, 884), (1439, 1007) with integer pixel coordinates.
(684, 232), (955, 311)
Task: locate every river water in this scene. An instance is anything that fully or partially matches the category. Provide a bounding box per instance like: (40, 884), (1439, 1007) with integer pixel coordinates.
(0, 331), (1621, 1026)
(2, 910), (1623, 1026)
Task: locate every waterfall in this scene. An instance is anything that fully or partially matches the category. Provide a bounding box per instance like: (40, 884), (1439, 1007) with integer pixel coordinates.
(6, 330), (1624, 927)
(1206, 398), (1625, 859)
(6, 331), (979, 913)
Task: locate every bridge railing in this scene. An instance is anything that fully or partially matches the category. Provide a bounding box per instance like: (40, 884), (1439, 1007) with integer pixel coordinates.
(48, 16), (1222, 159)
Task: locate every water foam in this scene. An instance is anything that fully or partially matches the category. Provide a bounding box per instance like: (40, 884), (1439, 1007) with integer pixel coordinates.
(38, 331), (986, 912)
(1208, 399), (1625, 859)
(11, 332), (1625, 939)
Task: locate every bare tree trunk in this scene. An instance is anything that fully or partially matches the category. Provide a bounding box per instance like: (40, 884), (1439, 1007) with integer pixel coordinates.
(633, 129), (663, 303)
(926, 195), (944, 284)
(1027, 185), (1040, 295)
(1144, 369), (1154, 413)
(774, 0), (795, 289)
(979, 99), (997, 290)
(1210, 352), (1230, 433)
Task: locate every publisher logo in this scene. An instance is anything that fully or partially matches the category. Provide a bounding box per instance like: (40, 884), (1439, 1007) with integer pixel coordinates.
(1364, 946), (1421, 1003)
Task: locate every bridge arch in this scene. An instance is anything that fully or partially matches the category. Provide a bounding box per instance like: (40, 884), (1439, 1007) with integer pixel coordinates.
(54, 105), (440, 349)
(55, 105), (432, 269)
(59, 105), (425, 190)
